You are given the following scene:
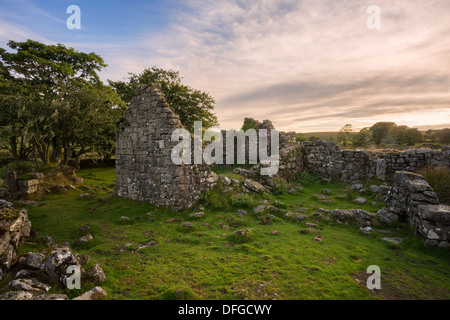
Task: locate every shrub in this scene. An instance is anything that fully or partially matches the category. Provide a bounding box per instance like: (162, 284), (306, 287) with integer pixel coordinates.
(230, 194), (257, 208)
(272, 177), (289, 195)
(417, 166), (450, 204)
(297, 171), (317, 186)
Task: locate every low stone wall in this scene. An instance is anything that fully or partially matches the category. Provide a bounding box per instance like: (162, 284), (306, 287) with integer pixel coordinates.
(301, 141), (449, 181)
(384, 171), (449, 248)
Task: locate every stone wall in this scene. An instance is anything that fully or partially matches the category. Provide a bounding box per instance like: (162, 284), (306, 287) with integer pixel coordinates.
(301, 141), (450, 181)
(384, 171), (450, 248)
(114, 84), (218, 211)
(0, 200), (32, 270)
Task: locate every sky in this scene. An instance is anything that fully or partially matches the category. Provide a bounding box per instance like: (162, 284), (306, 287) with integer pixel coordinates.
(1, 0), (449, 132)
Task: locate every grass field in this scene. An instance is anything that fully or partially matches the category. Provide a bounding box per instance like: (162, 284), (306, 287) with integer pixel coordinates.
(1, 166), (448, 300)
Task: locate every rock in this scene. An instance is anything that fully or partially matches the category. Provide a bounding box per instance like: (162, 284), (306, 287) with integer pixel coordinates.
(377, 209), (399, 226)
(369, 185), (381, 194)
(221, 176), (232, 186)
(119, 243), (134, 253)
(0, 291), (33, 301)
(0, 268), (2, 281)
(382, 237), (404, 244)
(15, 269), (39, 279)
(313, 236), (324, 242)
(288, 188), (296, 194)
(243, 179), (269, 194)
(86, 264), (106, 283)
(189, 212), (205, 218)
(237, 209), (249, 217)
(359, 227), (374, 234)
(182, 222), (194, 228)
(74, 253), (90, 265)
(42, 236), (56, 247)
(119, 216), (130, 221)
(5, 171), (18, 194)
(295, 215), (307, 222)
(73, 286), (107, 300)
(17, 179), (39, 195)
(30, 294), (68, 300)
(135, 241), (158, 252)
(314, 194), (328, 200)
(354, 198), (367, 205)
(417, 205), (450, 224)
(18, 252), (45, 269)
(322, 189), (331, 195)
(0, 208), (31, 269)
(305, 223), (318, 228)
(75, 234), (94, 246)
(271, 231), (280, 235)
(79, 224), (91, 232)
(8, 278), (51, 294)
(351, 184), (364, 191)
(232, 179), (240, 186)
(80, 193), (90, 198)
(253, 205), (266, 214)
(0, 199), (13, 209)
(43, 247), (83, 285)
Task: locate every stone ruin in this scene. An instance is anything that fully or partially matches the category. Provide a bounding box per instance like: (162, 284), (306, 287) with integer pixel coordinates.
(384, 171), (450, 248)
(114, 84), (218, 211)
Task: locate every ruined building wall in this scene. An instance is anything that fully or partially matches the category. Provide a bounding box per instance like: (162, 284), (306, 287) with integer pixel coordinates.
(114, 84), (217, 211)
(301, 141), (450, 181)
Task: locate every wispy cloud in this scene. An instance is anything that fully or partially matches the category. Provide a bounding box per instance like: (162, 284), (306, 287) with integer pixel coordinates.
(1, 0), (449, 131)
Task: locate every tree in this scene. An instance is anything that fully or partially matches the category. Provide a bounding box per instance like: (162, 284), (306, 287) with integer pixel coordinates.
(385, 126), (423, 146)
(0, 40), (124, 166)
(109, 67), (218, 131)
(352, 127), (372, 148)
(337, 124), (354, 147)
(369, 122), (397, 145)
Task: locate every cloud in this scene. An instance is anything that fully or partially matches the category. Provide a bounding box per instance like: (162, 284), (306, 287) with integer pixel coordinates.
(1, 0), (449, 131)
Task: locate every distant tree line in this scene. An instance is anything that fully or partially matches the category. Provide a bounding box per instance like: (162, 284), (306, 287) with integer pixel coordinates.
(0, 40), (218, 168)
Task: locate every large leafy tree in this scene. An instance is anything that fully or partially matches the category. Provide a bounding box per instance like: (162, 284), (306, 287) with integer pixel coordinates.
(0, 40), (124, 166)
(369, 122), (397, 145)
(108, 67), (218, 131)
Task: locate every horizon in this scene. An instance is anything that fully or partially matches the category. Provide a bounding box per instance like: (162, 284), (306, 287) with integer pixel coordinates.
(1, 0), (449, 132)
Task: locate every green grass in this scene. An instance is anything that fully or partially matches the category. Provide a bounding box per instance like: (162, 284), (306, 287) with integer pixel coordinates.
(5, 167), (450, 300)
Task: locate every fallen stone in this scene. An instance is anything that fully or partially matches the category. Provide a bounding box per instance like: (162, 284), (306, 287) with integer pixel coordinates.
(237, 209), (249, 217)
(86, 264), (106, 283)
(182, 222), (194, 228)
(8, 278), (51, 294)
(253, 205), (266, 214)
(359, 227), (374, 234)
(243, 179), (269, 194)
(354, 198), (367, 205)
(75, 234), (94, 246)
(73, 286), (107, 300)
(30, 294), (68, 300)
(382, 237), (404, 244)
(0, 290), (33, 301)
(43, 247), (83, 285)
(18, 252), (45, 269)
(42, 236), (55, 247)
(189, 212), (205, 218)
(377, 209), (399, 226)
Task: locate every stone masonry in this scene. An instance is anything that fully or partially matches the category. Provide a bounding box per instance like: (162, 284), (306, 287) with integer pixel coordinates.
(114, 84), (218, 211)
(301, 140), (449, 181)
(384, 171), (450, 248)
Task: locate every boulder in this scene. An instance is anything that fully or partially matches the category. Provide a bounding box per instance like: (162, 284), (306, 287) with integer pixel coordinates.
(30, 294), (68, 300)
(86, 264), (106, 283)
(243, 179), (269, 194)
(43, 247), (83, 285)
(0, 291), (33, 301)
(18, 252), (45, 269)
(8, 278), (51, 294)
(189, 212), (205, 218)
(377, 209), (399, 226)
(417, 205), (450, 224)
(73, 286), (107, 300)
